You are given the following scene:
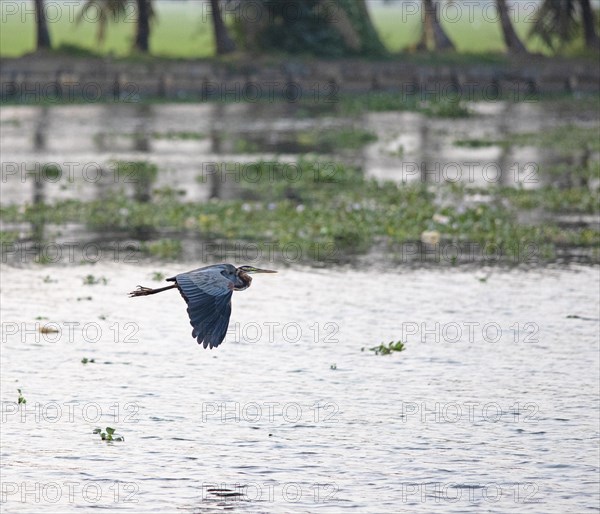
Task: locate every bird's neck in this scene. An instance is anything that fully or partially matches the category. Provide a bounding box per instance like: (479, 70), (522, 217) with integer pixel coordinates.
(235, 270), (252, 291)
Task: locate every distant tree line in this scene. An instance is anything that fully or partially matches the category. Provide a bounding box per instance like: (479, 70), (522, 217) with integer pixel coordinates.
(32, 0), (600, 56)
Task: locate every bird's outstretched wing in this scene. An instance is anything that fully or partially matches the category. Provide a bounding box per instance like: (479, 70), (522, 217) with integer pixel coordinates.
(172, 270), (234, 349)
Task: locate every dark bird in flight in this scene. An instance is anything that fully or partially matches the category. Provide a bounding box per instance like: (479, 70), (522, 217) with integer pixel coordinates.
(129, 264), (276, 349)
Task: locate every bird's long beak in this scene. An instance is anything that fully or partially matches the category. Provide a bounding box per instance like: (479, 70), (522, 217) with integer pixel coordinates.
(249, 267), (277, 274)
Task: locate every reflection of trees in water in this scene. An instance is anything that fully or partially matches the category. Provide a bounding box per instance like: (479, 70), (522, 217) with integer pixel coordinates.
(131, 105), (155, 203)
(132, 104), (153, 153)
(31, 107), (49, 243)
(94, 104), (154, 202)
(208, 103), (225, 199)
(496, 103), (512, 188)
(418, 116), (441, 184)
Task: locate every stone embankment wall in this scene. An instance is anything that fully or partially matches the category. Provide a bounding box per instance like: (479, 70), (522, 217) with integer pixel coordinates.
(1, 55), (598, 103)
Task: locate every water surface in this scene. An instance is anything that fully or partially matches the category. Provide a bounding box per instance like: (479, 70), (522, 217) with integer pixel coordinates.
(1, 263), (598, 512)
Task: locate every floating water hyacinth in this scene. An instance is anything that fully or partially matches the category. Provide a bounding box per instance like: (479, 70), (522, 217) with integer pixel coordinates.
(367, 341), (406, 356)
(93, 427), (124, 442)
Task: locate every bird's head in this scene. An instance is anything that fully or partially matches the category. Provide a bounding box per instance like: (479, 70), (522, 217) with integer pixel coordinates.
(237, 265), (277, 274)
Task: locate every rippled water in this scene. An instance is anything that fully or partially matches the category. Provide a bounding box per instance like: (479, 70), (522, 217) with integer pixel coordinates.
(1, 262), (599, 512)
(1, 98), (599, 511)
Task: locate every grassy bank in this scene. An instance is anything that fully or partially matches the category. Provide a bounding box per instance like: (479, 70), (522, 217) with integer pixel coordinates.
(1, 1), (582, 59)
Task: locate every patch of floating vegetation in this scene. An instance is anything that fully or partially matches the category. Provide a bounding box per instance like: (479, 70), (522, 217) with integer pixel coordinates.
(1, 159), (597, 264)
(83, 275), (109, 286)
(230, 127), (378, 154)
(149, 131), (206, 140)
(453, 138), (497, 148)
(339, 92), (471, 118)
(500, 185), (599, 214)
(93, 427), (124, 442)
(365, 341), (406, 355)
(142, 239), (183, 260)
(505, 125), (600, 154)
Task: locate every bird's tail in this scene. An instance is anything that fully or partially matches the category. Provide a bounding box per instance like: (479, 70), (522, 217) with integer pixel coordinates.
(129, 284), (177, 297)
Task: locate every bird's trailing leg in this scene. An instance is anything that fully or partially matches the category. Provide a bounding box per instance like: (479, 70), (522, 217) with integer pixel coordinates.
(129, 284), (177, 297)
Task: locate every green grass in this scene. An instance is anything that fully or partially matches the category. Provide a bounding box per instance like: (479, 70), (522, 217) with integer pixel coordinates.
(1, 1), (215, 58)
(371, 4), (591, 56)
(372, 4), (517, 53)
(2, 2), (591, 59)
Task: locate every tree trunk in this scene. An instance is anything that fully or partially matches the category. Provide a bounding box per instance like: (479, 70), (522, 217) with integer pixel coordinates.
(422, 0), (455, 50)
(353, 0), (388, 54)
(134, 0), (151, 53)
(209, 0), (236, 55)
(496, 0), (528, 54)
(34, 0), (51, 50)
(319, 0), (361, 51)
(579, 0), (600, 49)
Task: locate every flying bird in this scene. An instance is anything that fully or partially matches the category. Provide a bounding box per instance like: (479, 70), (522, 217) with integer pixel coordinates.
(129, 264), (276, 349)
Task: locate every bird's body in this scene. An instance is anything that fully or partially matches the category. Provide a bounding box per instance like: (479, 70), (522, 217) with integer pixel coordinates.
(129, 264), (276, 349)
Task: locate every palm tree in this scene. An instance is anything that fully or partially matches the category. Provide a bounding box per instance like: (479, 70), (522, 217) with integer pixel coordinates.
(579, 0), (600, 49)
(34, 0), (52, 50)
(209, 0), (236, 54)
(496, 0), (528, 54)
(529, 0), (600, 51)
(229, 0), (386, 57)
(134, 0), (153, 52)
(419, 0), (455, 51)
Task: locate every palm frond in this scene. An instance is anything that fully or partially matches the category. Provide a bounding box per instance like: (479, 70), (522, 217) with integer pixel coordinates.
(528, 0), (579, 51)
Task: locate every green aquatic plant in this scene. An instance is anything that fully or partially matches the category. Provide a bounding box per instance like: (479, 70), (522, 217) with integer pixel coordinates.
(17, 389), (26, 404)
(502, 126), (600, 154)
(453, 138), (497, 148)
(0, 231), (18, 244)
(81, 358), (96, 364)
(368, 341), (406, 355)
(421, 97), (470, 118)
(150, 131), (205, 140)
(83, 275), (109, 285)
(2, 156), (597, 264)
(151, 271), (166, 281)
(93, 427), (124, 442)
(143, 239), (182, 260)
(233, 138), (260, 153)
(41, 163), (62, 181)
